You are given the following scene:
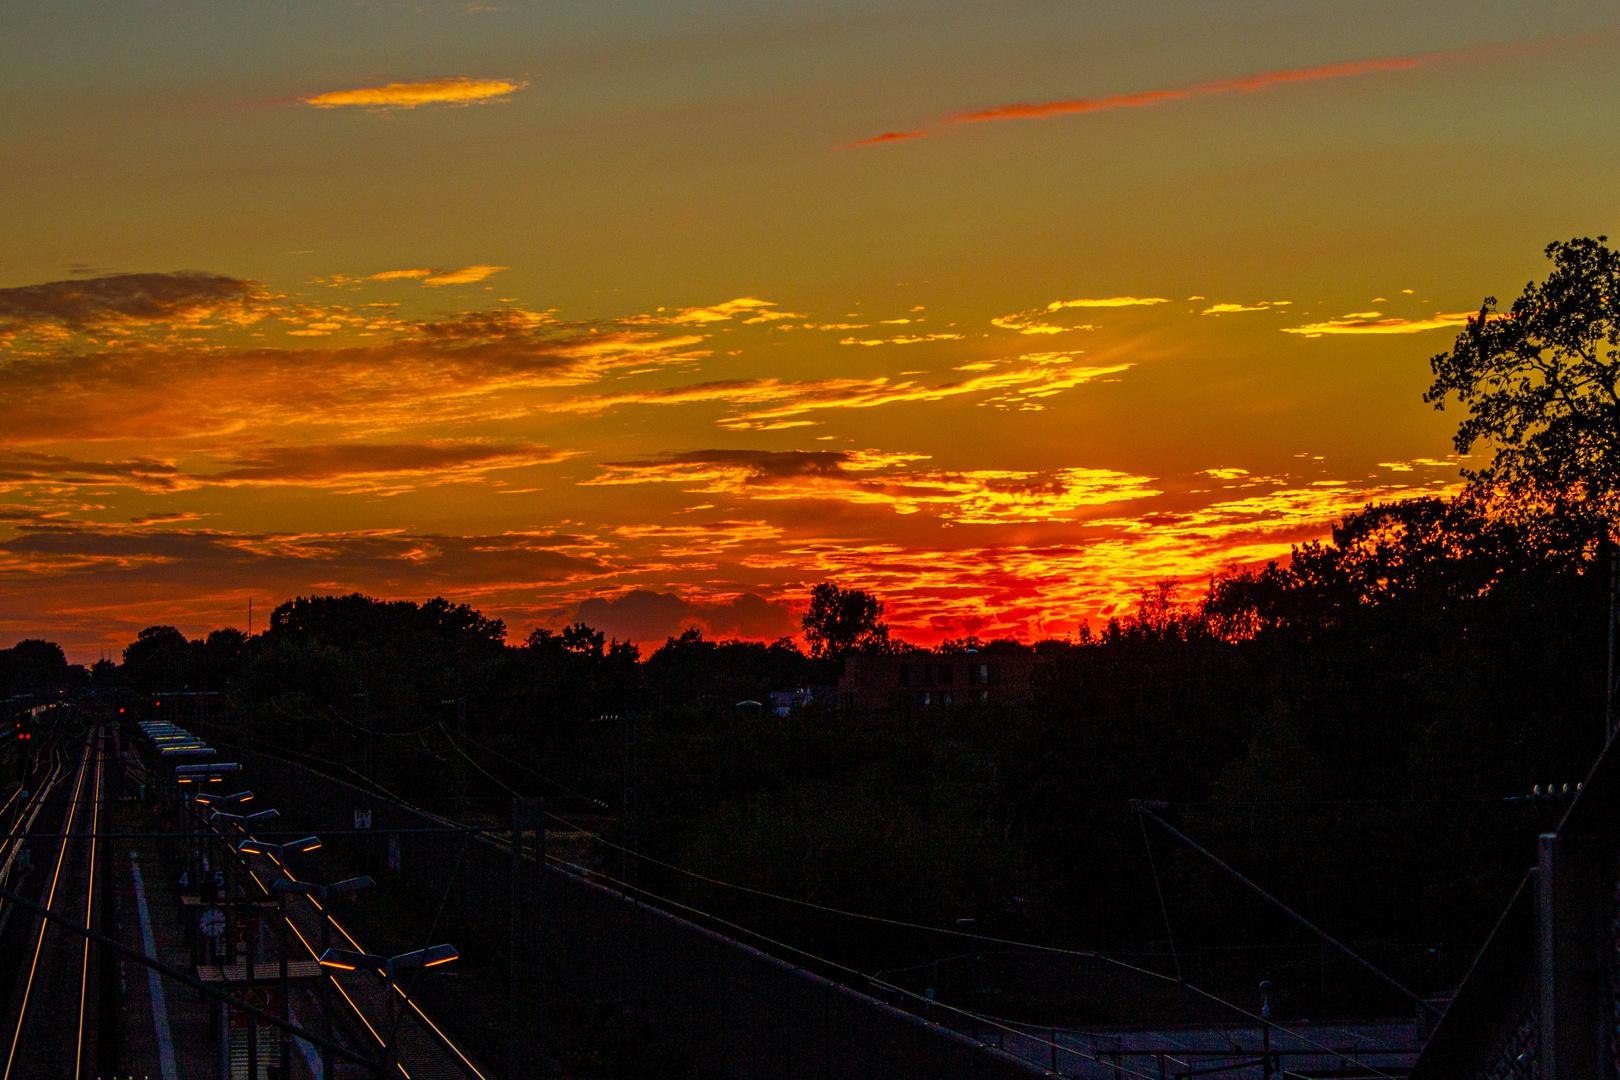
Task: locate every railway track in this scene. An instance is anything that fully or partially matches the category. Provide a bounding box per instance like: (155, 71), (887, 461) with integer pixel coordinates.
(0, 727), (105, 1080)
(123, 716), (484, 1079)
(215, 815), (483, 1079)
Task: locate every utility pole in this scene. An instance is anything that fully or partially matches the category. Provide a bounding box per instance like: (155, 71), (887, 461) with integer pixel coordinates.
(1606, 551), (1617, 744)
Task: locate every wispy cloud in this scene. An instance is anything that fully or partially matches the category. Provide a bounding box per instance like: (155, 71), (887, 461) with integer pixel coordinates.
(1047, 296), (1169, 310)
(844, 53), (1426, 146)
(0, 443), (572, 495)
(205, 442), (573, 492)
(302, 77), (526, 109)
(839, 332), (963, 346)
(424, 265), (508, 287)
(1281, 310), (1473, 336)
(365, 266), (508, 286)
(0, 272), (264, 333)
(547, 357), (1129, 429)
(0, 450), (185, 492)
(586, 449), (1159, 524)
(840, 130), (929, 149)
(0, 303), (709, 443)
(1202, 300), (1292, 314)
(989, 296), (1164, 335)
(627, 298), (799, 325)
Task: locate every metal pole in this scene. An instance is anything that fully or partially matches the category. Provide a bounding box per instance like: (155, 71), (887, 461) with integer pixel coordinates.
(1607, 551), (1617, 743)
(510, 799), (521, 1080)
(322, 902), (333, 1080)
(622, 714), (633, 886)
(279, 892), (289, 1080)
(247, 904), (258, 1080)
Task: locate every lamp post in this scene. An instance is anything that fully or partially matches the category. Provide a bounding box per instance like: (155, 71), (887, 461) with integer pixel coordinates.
(234, 837), (321, 1079)
(210, 808), (279, 826)
(319, 945), (458, 1078)
(274, 876), (374, 1080)
(193, 789), (256, 807)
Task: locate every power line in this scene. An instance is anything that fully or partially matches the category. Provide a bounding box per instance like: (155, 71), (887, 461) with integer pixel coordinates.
(211, 725), (1407, 1078)
(531, 811), (1402, 1079)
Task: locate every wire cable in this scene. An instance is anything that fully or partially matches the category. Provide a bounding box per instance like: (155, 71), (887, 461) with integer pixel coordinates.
(544, 853), (1163, 1080)
(239, 732), (1407, 1079)
(1138, 808), (1183, 981)
(532, 810), (1404, 1079)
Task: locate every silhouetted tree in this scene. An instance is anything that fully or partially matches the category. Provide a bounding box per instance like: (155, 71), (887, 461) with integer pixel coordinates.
(199, 627), (247, 689)
(0, 639), (69, 697)
(1427, 235), (1620, 529)
(801, 583), (890, 660)
(121, 626), (195, 692)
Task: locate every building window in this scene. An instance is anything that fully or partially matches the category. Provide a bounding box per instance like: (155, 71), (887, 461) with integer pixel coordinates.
(936, 664), (953, 686)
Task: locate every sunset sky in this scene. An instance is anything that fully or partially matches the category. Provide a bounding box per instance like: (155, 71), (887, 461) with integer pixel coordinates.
(3, 1), (1618, 661)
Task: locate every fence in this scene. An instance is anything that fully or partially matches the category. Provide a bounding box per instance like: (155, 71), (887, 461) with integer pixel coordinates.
(226, 746), (1047, 1080)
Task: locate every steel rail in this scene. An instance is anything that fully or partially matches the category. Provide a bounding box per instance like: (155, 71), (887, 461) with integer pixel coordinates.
(72, 732), (103, 1079)
(214, 812), (484, 1078)
(2, 737), (92, 1080)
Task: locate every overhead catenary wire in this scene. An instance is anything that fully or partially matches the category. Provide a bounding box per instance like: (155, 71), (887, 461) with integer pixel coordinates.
(1131, 801), (1430, 1013)
(1137, 808), (1183, 981)
(543, 852), (1163, 1080)
(438, 724), (611, 810)
(154, 712), (1407, 1080)
(549, 853), (1397, 1080)
(195, 713), (1407, 1078)
(401, 727), (1412, 1080)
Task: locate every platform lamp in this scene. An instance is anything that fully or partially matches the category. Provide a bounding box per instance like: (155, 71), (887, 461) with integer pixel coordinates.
(319, 945), (459, 1078)
(275, 876), (375, 1080)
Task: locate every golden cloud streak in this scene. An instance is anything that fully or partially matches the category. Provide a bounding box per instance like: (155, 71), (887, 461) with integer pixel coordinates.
(1202, 300), (1292, 314)
(302, 78), (527, 109)
(542, 358), (1129, 429)
(1046, 296), (1170, 310)
(1281, 311), (1474, 336)
(586, 450), (1157, 524)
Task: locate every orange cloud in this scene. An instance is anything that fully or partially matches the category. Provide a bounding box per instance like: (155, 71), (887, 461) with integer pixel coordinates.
(0, 450), (185, 492)
(0, 443), (572, 496)
(839, 130), (930, 149)
(838, 332), (963, 346)
(542, 356), (1129, 429)
(1047, 296), (1169, 310)
(990, 312), (1090, 335)
(0, 307), (708, 444)
(951, 56), (1418, 125)
(1202, 300), (1292, 314)
(1281, 311), (1474, 336)
(204, 442), (574, 492)
(845, 53), (1426, 146)
(302, 78), (526, 109)
(586, 449), (1157, 523)
(422, 266), (508, 287)
(628, 298), (793, 325)
(0, 272), (265, 333)
(573, 588), (795, 643)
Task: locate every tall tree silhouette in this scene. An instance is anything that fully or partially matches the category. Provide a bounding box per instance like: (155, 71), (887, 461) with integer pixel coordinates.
(800, 583), (891, 660)
(1427, 235), (1620, 530)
